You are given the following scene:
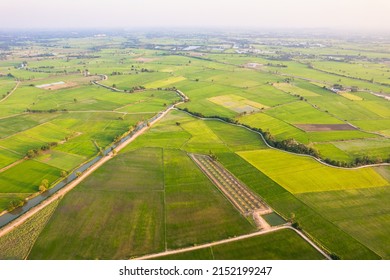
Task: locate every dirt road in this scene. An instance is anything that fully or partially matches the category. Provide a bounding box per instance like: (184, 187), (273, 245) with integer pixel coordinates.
(135, 225), (331, 260)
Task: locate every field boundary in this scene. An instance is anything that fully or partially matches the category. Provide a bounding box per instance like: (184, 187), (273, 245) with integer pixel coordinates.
(176, 108), (390, 170)
(0, 99), (184, 237)
(0, 81), (20, 104)
(135, 225), (331, 260)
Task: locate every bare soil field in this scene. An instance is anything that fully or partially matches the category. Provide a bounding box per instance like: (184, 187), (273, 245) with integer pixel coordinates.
(295, 123), (357, 131)
(36, 81), (77, 90)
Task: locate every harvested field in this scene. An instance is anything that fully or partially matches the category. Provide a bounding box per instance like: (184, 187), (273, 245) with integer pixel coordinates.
(295, 123), (357, 131)
(189, 153), (270, 216)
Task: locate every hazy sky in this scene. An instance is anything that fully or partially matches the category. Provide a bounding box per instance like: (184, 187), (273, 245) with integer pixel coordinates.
(1, 0), (390, 31)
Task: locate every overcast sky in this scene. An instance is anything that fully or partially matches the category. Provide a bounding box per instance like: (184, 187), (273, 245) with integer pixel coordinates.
(1, 0), (389, 31)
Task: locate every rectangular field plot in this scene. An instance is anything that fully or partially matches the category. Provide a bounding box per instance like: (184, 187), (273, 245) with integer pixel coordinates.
(164, 149), (254, 249)
(190, 153), (270, 215)
(273, 83), (320, 97)
(0, 122), (72, 154)
(265, 101), (343, 125)
(208, 94), (269, 113)
(239, 112), (309, 143)
(28, 190), (165, 260)
(144, 76), (186, 88)
(238, 149), (389, 193)
(28, 148), (166, 259)
(298, 186), (390, 259)
(0, 148), (21, 170)
(262, 212), (286, 227)
(0, 160), (61, 193)
(35, 150), (86, 171)
(332, 138), (390, 158)
(295, 123), (357, 132)
(340, 92), (363, 101)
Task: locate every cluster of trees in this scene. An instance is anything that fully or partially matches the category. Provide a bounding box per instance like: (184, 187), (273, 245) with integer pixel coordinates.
(39, 179), (49, 192)
(324, 155), (390, 168)
(208, 150), (218, 161)
(266, 63), (288, 68)
(26, 142), (58, 158)
(179, 108), (320, 158)
(8, 198), (26, 211)
(113, 124), (136, 143)
(25, 67), (71, 74)
(332, 84), (344, 90)
(26, 108), (68, 113)
(124, 85), (145, 93)
(265, 135), (320, 158)
(159, 86), (176, 91)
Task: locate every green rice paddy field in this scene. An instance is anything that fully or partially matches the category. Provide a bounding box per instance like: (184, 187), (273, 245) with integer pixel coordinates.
(154, 229), (325, 260)
(1, 35), (390, 260)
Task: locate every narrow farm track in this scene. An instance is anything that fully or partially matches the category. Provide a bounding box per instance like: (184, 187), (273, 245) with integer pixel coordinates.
(0, 112), (28, 120)
(135, 225), (331, 260)
(0, 159), (25, 173)
(0, 81), (20, 104)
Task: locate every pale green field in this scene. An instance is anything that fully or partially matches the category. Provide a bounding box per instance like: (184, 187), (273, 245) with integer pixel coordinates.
(238, 149), (389, 193)
(273, 82), (320, 97)
(208, 94), (269, 113)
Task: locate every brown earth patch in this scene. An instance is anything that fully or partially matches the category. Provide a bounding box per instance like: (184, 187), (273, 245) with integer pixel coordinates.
(46, 82), (77, 90)
(36, 81), (77, 90)
(295, 123), (357, 132)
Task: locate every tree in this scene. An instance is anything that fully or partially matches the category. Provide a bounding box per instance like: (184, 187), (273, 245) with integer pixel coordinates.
(39, 179), (49, 192)
(209, 150), (218, 161)
(60, 170), (68, 178)
(8, 199), (25, 211)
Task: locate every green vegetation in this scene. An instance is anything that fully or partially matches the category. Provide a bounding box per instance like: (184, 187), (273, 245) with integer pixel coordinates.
(238, 149), (388, 193)
(262, 213), (286, 227)
(155, 229), (325, 260)
(164, 149), (254, 249)
(0, 199), (59, 259)
(298, 186), (390, 258)
(1, 32), (390, 260)
(29, 148), (166, 259)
